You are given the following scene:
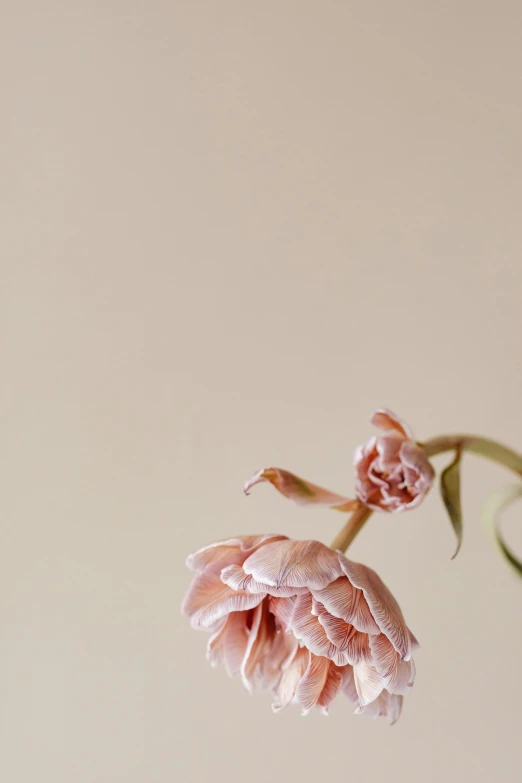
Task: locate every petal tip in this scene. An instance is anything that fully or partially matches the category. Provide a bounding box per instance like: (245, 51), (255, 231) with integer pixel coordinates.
(243, 469), (264, 496)
(241, 677), (254, 695)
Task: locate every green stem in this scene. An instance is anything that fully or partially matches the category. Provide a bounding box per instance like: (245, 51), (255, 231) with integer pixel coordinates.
(330, 504), (373, 552)
(422, 435), (522, 477)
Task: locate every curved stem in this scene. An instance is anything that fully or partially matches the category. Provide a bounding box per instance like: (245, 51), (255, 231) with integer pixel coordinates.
(330, 504), (373, 552)
(422, 435), (522, 477)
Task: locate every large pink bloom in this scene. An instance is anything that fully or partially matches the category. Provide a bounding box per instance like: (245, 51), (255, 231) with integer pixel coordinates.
(183, 535), (418, 723)
(354, 409), (435, 512)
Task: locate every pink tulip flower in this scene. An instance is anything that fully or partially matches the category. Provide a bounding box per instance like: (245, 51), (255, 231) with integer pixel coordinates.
(183, 535), (418, 723)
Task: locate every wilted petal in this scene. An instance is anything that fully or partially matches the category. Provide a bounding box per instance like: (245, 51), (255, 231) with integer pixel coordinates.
(356, 690), (403, 724)
(269, 627), (299, 674)
(243, 539), (343, 591)
(355, 690), (387, 719)
(353, 662), (385, 707)
(242, 602), (301, 693)
(317, 662), (344, 714)
(207, 611), (249, 676)
(294, 654), (332, 715)
(186, 534), (287, 574)
(269, 595), (298, 633)
(221, 564), (307, 597)
(371, 409), (413, 439)
(339, 554), (413, 660)
(243, 467), (359, 512)
(182, 571), (265, 629)
(350, 593), (381, 635)
(369, 633), (398, 679)
(240, 603), (265, 692)
(368, 633), (415, 693)
(346, 632), (373, 666)
(241, 602), (276, 691)
(385, 657), (415, 695)
(341, 665), (358, 703)
(272, 647), (309, 712)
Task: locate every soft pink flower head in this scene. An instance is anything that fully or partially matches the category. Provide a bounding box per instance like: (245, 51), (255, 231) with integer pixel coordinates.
(183, 535), (418, 723)
(354, 409), (435, 512)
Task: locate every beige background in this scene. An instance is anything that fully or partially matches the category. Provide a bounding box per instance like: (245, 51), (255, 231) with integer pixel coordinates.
(2, 2), (522, 782)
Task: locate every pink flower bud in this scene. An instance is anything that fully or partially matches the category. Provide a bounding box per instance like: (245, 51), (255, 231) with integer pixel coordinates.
(354, 409), (435, 512)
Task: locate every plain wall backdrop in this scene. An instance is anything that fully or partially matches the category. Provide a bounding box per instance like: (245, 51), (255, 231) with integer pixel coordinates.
(2, 2), (522, 782)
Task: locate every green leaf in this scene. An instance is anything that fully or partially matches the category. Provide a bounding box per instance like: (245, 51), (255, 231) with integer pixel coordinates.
(440, 448), (463, 559)
(482, 484), (522, 578)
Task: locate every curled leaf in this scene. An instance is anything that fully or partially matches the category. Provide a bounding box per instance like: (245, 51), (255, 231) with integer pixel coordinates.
(482, 484), (522, 578)
(243, 467), (359, 512)
(440, 448), (463, 559)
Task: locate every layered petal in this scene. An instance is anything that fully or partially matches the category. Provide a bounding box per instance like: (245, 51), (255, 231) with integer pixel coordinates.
(350, 593), (382, 635)
(389, 659), (416, 696)
(294, 653), (335, 715)
(186, 534), (288, 574)
(207, 611), (249, 676)
(243, 539), (343, 591)
(311, 577), (379, 634)
(353, 661), (385, 706)
(368, 633), (397, 679)
(339, 554), (417, 660)
(312, 600), (372, 665)
(268, 624), (300, 674)
(270, 594), (347, 665)
(182, 571), (265, 628)
(291, 593), (348, 665)
(311, 577), (358, 622)
(316, 662), (344, 714)
(244, 467), (358, 512)
(241, 602), (273, 691)
(268, 594), (298, 634)
(221, 564), (308, 597)
(272, 647), (309, 712)
(241, 601), (301, 693)
(356, 690), (403, 725)
(341, 664), (358, 704)
(369, 634), (416, 694)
